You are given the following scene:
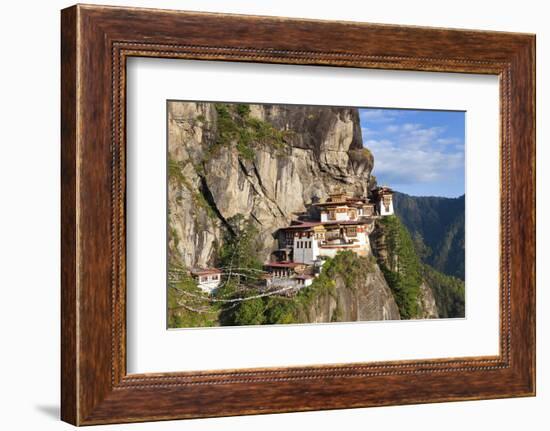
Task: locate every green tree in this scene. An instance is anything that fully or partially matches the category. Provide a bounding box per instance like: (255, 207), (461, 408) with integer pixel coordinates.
(377, 215), (423, 319)
(412, 231), (432, 261)
(392, 192), (465, 280)
(421, 264), (465, 318)
(264, 297), (298, 324)
(215, 214), (264, 324)
(233, 296), (265, 325)
(219, 214), (263, 282)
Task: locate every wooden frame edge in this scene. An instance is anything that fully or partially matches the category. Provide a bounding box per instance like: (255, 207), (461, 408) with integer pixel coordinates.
(61, 4), (536, 425)
(61, 4), (79, 425)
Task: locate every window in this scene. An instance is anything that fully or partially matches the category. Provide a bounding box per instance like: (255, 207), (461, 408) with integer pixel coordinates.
(326, 230), (339, 240)
(383, 195), (392, 211)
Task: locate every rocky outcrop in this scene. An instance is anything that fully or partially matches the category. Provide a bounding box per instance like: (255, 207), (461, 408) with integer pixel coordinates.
(168, 102), (375, 267)
(168, 102), (222, 267)
(167, 101), (436, 324)
(416, 282), (439, 319)
(301, 265), (400, 322)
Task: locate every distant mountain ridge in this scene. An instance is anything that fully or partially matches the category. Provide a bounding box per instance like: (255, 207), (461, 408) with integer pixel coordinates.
(392, 192), (465, 280)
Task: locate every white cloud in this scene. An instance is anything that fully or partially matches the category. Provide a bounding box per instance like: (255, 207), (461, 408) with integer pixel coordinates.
(402, 123), (421, 132)
(360, 110), (465, 195)
(371, 123), (449, 150)
(363, 129), (464, 186)
(436, 137), (462, 146)
(361, 127), (378, 138)
(359, 109), (402, 123)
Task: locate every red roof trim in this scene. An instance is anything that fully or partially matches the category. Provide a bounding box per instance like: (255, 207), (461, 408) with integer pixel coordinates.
(264, 261), (301, 268)
(279, 219), (372, 231)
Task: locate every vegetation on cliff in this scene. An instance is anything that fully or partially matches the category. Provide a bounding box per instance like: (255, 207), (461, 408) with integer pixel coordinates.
(421, 264), (465, 318)
(223, 250), (377, 326)
(168, 249), (380, 328)
(218, 214), (264, 276)
(167, 268), (219, 328)
(374, 215), (423, 319)
(372, 214), (465, 319)
(212, 103), (289, 161)
(168, 157), (217, 220)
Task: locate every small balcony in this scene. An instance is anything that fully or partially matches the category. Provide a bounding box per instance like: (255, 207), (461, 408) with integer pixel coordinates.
(321, 237), (355, 246)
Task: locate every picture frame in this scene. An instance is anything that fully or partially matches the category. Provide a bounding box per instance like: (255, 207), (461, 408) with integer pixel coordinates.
(61, 4), (535, 425)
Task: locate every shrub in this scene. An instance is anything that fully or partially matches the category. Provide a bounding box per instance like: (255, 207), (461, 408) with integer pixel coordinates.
(233, 295), (265, 325)
(213, 103), (288, 161)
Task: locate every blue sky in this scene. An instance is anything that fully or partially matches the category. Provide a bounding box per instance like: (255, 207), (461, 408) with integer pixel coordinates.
(360, 108), (465, 198)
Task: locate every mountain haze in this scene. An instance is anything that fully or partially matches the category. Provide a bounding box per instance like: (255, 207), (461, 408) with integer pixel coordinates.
(393, 192), (465, 280)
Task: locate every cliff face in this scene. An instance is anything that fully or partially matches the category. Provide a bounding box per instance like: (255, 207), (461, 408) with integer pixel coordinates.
(301, 264), (401, 322)
(168, 101), (440, 325)
(417, 282), (439, 319)
(168, 102), (374, 268)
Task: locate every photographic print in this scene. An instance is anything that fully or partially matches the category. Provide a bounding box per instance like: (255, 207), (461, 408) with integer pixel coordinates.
(167, 101), (465, 328)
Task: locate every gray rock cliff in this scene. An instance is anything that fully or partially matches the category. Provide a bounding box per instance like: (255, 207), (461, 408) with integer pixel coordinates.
(416, 282), (439, 319)
(167, 101), (438, 323)
(300, 264), (401, 322)
(168, 102), (375, 267)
